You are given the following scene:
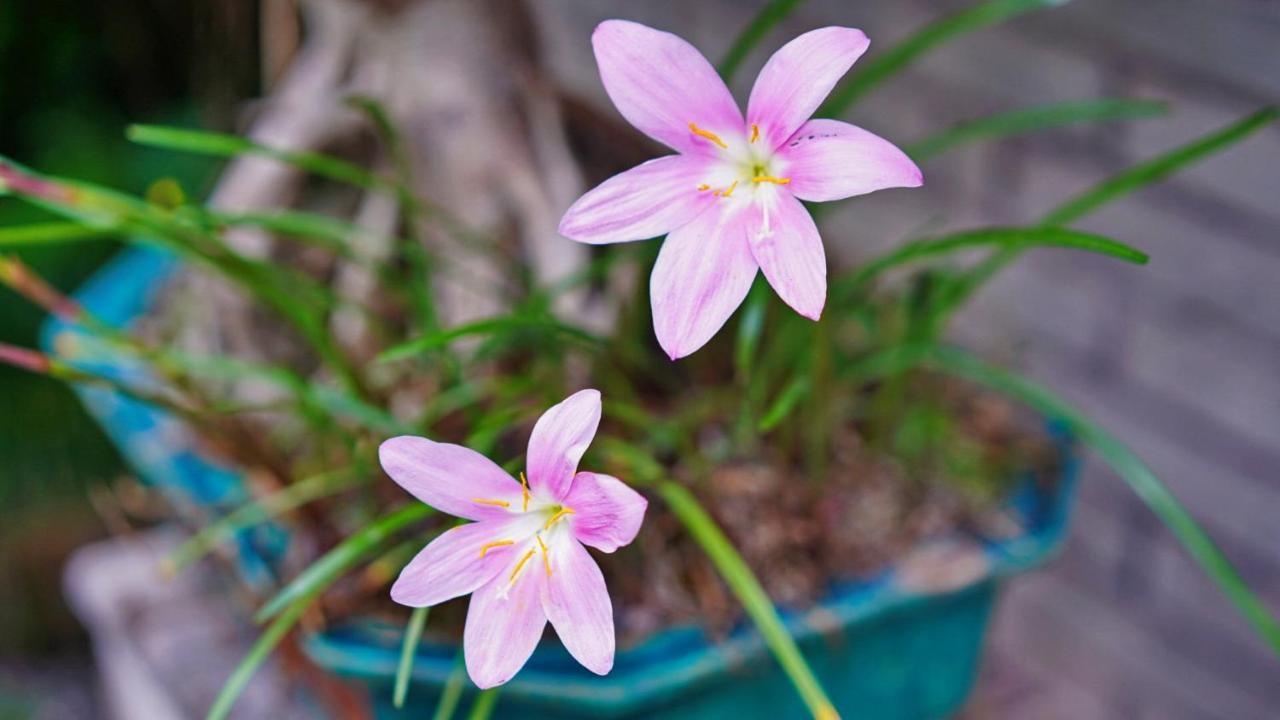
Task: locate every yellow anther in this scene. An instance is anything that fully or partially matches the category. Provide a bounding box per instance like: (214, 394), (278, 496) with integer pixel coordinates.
(714, 180), (739, 198)
(479, 540), (514, 558)
(519, 471), (530, 512)
(696, 183), (711, 191)
(472, 498), (511, 508)
(688, 122), (728, 149)
(544, 507), (576, 530)
(750, 123), (760, 143)
(537, 536), (552, 577)
(509, 549), (537, 585)
(751, 175), (791, 185)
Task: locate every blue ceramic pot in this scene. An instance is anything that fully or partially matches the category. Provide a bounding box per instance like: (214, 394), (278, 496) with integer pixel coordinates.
(46, 247), (1078, 720)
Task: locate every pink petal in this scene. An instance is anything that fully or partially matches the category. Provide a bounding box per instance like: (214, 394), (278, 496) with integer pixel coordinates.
(389, 520), (519, 607)
(563, 472), (647, 553)
(650, 204), (759, 359)
(542, 534), (614, 675)
(526, 389), (602, 501)
(379, 436), (520, 522)
(747, 27), (869, 151)
(558, 155), (716, 244)
(743, 188), (826, 320)
(464, 543), (548, 688)
(592, 20), (743, 155)
(779, 119), (923, 202)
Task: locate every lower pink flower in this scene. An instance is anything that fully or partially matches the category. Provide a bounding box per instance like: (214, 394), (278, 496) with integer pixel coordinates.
(380, 389), (647, 688)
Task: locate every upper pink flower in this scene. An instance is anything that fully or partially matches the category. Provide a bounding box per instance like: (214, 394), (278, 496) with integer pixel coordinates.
(559, 21), (923, 359)
(380, 389), (647, 688)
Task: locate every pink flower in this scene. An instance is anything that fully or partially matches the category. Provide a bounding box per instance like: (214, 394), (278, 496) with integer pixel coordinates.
(380, 389), (647, 688)
(559, 21), (923, 359)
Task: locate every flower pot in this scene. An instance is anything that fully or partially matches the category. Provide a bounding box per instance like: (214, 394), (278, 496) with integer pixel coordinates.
(47, 246), (1079, 719)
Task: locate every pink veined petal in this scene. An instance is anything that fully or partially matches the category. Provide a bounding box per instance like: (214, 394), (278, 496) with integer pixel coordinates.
(592, 20), (743, 155)
(650, 204), (759, 360)
(779, 119), (923, 202)
(743, 188), (826, 320)
(558, 155), (717, 245)
(526, 389), (602, 501)
(380, 436), (521, 522)
(747, 27), (869, 151)
(564, 472), (648, 553)
(543, 534), (614, 675)
(464, 542), (548, 689)
(390, 519), (521, 608)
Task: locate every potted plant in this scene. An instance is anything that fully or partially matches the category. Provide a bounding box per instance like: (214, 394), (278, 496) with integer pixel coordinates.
(1, 1), (1275, 718)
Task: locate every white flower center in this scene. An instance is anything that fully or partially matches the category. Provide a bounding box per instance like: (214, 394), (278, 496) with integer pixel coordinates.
(688, 121), (791, 200)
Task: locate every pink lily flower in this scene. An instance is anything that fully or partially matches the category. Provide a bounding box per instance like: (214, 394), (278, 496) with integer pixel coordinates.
(380, 389), (647, 688)
(559, 21), (923, 359)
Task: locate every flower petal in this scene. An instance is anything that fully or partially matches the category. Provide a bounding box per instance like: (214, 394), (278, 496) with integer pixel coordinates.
(527, 389), (602, 501)
(744, 188), (826, 320)
(592, 20), (743, 155)
(543, 534), (614, 675)
(747, 27), (869, 151)
(564, 472), (648, 553)
(650, 205), (759, 359)
(558, 155), (717, 244)
(779, 119), (923, 202)
(464, 544), (548, 689)
(390, 520), (521, 607)
(379, 436), (520, 522)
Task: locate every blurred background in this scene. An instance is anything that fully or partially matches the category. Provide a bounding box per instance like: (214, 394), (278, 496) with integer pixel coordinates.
(1, 0), (1277, 718)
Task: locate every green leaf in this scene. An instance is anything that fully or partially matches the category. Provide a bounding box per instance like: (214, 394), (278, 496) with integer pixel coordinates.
(467, 688), (501, 720)
(757, 376), (812, 432)
(0, 221), (117, 246)
(923, 346), (1280, 658)
(1042, 106), (1278, 226)
(127, 124), (387, 190)
(658, 481), (837, 720)
(718, 0), (809, 82)
(378, 315), (600, 363)
(393, 607), (430, 709)
(165, 468), (365, 573)
(255, 503), (433, 622)
(431, 651), (468, 720)
(206, 597), (309, 720)
(906, 98), (1169, 161)
(820, 0), (1068, 117)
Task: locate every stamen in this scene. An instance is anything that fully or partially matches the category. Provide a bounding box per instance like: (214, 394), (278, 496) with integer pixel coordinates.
(750, 123), (760, 143)
(696, 183), (711, 191)
(688, 122), (728, 149)
(714, 180), (739, 198)
(751, 175), (791, 185)
(519, 471), (530, 512)
(544, 507), (576, 530)
(479, 540), (514, 558)
(509, 549), (537, 585)
(472, 498), (510, 508)
(537, 536), (552, 577)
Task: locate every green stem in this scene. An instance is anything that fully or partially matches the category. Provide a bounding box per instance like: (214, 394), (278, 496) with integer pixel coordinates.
(394, 607), (430, 709)
(466, 688), (502, 720)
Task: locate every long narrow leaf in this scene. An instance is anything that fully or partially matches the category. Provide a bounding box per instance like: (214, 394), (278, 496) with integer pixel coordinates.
(255, 504), (433, 622)
(924, 346), (1280, 657)
(820, 0), (1067, 117)
(718, 0), (809, 82)
(378, 315), (600, 363)
(758, 376), (812, 432)
(206, 598), (309, 720)
(393, 607), (430, 709)
(0, 222), (117, 246)
(431, 651), (468, 720)
(659, 482), (838, 720)
(467, 689), (501, 720)
(906, 98), (1168, 161)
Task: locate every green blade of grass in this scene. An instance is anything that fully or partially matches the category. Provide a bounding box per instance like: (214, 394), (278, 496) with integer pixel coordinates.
(757, 376), (812, 432)
(255, 503), (433, 623)
(659, 481), (837, 720)
(906, 98), (1169, 161)
(466, 688), (501, 720)
(431, 651), (468, 720)
(165, 468), (365, 573)
(718, 0), (809, 82)
(0, 222), (117, 246)
(393, 607), (430, 709)
(377, 315), (600, 364)
(923, 346), (1280, 658)
(820, 0), (1068, 117)
(127, 124), (385, 190)
(206, 597), (310, 720)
